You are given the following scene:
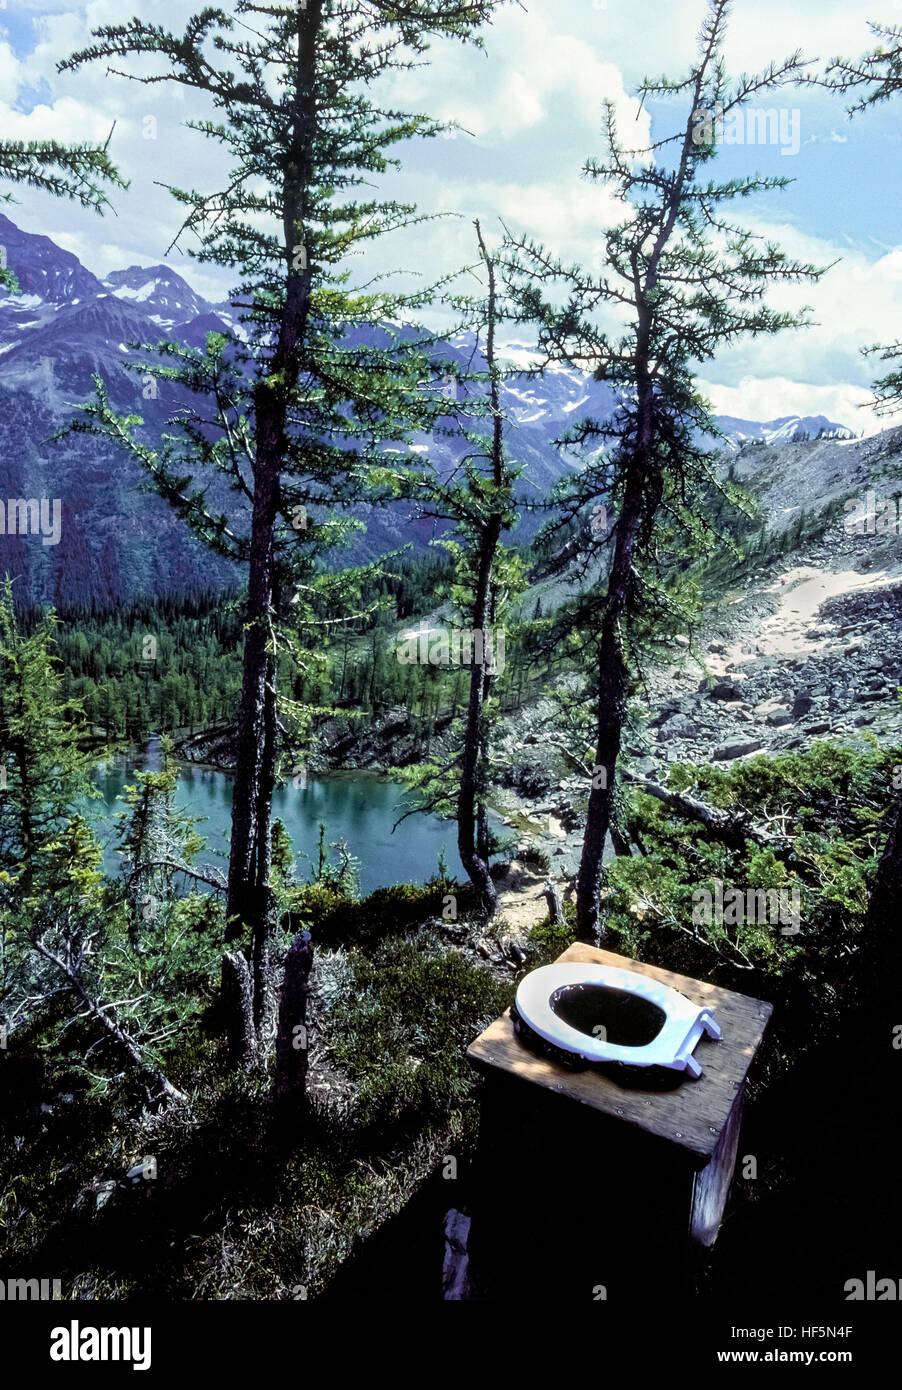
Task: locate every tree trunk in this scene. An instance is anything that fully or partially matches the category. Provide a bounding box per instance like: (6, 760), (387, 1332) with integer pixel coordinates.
(339, 624), (350, 700)
(226, 452), (278, 947)
(222, 950), (256, 1068)
(458, 547), (500, 915)
(251, 609), (279, 1047)
(224, 2), (320, 1058)
(368, 624), (379, 712)
(457, 221), (504, 918)
(542, 878), (565, 925)
(574, 462), (645, 943)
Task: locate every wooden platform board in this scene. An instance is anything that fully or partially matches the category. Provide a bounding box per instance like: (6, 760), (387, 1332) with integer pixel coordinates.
(467, 942), (773, 1162)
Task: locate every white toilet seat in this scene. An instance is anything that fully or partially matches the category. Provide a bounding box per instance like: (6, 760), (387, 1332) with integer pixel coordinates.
(515, 962), (723, 1078)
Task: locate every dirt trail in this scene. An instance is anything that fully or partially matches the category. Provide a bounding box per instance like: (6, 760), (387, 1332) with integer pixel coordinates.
(491, 863), (566, 938)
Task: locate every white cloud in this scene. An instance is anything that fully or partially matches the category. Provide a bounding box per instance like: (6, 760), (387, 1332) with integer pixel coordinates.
(700, 375), (878, 435)
(444, 174), (625, 253)
(382, 3), (650, 146)
(0, 0), (898, 429)
(0, 2), (233, 294)
(698, 219), (902, 406)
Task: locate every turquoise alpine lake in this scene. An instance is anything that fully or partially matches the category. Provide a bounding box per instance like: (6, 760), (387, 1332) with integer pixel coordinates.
(91, 749), (466, 895)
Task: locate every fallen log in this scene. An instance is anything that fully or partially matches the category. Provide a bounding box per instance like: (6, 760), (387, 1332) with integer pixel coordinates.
(32, 936), (184, 1102)
(620, 770), (792, 855)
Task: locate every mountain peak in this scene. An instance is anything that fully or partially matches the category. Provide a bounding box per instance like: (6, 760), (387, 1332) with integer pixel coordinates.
(0, 212), (104, 306)
(715, 413), (856, 447)
(103, 264), (211, 325)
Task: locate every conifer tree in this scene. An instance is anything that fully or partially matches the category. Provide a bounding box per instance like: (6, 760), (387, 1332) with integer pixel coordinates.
(60, 0), (507, 1057)
(0, 597), (219, 1100)
(503, 0), (824, 942)
(0, 583), (94, 1028)
(401, 221), (523, 914)
(0, 581), (95, 907)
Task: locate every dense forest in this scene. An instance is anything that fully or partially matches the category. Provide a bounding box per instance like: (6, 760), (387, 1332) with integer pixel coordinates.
(12, 484), (842, 744)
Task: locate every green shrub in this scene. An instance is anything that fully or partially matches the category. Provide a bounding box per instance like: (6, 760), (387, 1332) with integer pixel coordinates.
(330, 931), (511, 1132)
(518, 843), (551, 873)
(602, 740), (901, 1073)
(308, 881), (478, 949)
(526, 910), (575, 964)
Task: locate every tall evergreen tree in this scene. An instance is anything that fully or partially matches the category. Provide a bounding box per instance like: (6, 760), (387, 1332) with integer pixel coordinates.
(0, 581), (95, 908)
(503, 0), (824, 942)
(402, 221), (523, 915)
(60, 0), (507, 1058)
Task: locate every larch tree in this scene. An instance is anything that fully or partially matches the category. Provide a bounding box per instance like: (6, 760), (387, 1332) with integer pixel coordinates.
(400, 220), (523, 916)
(503, 0), (825, 943)
(59, 0), (508, 1060)
(454, 223), (518, 916)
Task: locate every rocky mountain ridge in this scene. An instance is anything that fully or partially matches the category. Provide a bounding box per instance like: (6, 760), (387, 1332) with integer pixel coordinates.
(0, 213), (857, 605)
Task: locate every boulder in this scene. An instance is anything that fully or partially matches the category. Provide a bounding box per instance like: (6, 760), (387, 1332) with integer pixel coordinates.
(791, 690), (814, 719)
(712, 738), (765, 761)
(657, 714), (698, 741)
(708, 680), (744, 702)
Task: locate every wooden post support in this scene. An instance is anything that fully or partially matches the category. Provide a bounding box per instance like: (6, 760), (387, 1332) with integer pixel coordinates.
(466, 944), (772, 1299)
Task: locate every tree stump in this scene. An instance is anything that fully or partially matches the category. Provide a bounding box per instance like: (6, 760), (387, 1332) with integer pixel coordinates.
(274, 930), (314, 1102)
(542, 877), (565, 925)
(221, 950), (256, 1067)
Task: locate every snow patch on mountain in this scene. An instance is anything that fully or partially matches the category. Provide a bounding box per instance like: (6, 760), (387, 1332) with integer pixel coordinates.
(103, 264), (211, 327)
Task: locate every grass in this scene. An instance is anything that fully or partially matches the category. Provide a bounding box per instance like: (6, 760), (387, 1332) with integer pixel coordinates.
(330, 929), (511, 1131)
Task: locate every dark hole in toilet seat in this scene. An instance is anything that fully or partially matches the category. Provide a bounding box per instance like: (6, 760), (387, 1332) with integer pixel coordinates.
(549, 984), (666, 1047)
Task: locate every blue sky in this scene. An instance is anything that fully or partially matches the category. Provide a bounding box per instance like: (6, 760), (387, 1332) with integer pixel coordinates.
(1, 0), (901, 431)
